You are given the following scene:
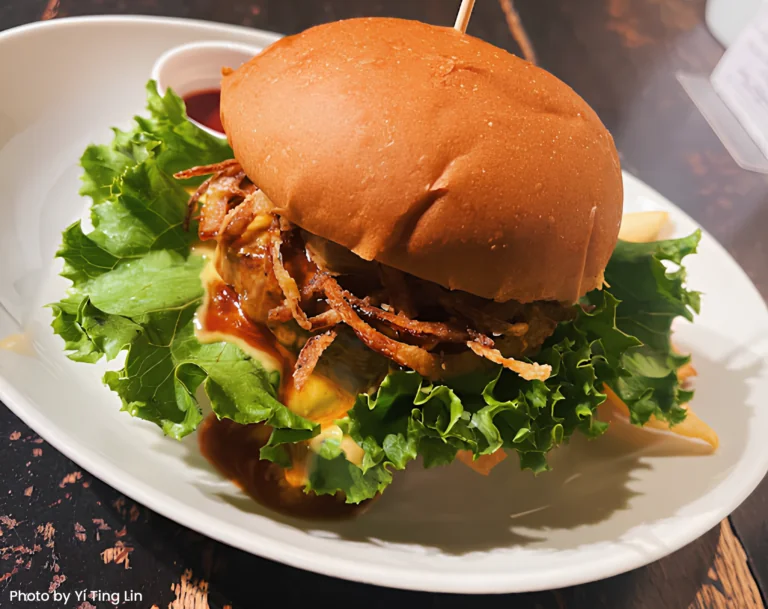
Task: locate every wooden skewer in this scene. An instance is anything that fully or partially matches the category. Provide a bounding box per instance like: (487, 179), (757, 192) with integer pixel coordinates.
(454, 0), (477, 33)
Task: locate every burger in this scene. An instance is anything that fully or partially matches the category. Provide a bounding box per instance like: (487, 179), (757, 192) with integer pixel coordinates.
(52, 17), (705, 518)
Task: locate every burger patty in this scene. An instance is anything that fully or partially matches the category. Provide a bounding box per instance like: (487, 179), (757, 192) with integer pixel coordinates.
(176, 161), (573, 388)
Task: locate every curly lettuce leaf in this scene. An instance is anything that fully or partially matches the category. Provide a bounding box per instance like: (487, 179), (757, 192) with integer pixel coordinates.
(592, 232), (701, 425)
(304, 290), (636, 493)
(51, 82), (317, 441)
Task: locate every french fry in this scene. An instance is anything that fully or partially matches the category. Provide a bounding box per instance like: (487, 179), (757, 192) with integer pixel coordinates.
(602, 386), (719, 451)
(601, 332), (717, 451)
(619, 211), (669, 243)
(456, 449), (508, 475)
(671, 342), (698, 384)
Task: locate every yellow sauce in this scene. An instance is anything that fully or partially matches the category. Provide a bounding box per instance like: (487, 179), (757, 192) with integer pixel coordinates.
(194, 253), (370, 515)
(190, 240), (217, 260)
(0, 333), (35, 356)
(309, 424), (365, 467)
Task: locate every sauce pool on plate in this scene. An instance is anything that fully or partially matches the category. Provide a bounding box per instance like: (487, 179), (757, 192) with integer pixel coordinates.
(198, 415), (371, 520)
(183, 89), (223, 134)
(194, 264), (374, 519)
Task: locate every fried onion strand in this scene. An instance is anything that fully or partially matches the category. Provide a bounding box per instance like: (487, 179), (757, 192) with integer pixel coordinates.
(467, 340), (551, 381)
(269, 228), (312, 331)
(293, 330), (337, 391)
(322, 275), (441, 379)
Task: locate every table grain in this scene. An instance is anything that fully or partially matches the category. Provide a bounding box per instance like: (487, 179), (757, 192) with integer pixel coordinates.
(1, 1), (767, 607)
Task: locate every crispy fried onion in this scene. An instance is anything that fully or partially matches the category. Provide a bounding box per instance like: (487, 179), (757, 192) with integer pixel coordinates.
(268, 303), (341, 330)
(174, 160), (254, 238)
(345, 292), (470, 343)
(294, 330), (337, 391)
(269, 225), (312, 331)
(267, 270), (333, 327)
(174, 159), (241, 179)
(467, 340), (551, 381)
(321, 275), (442, 379)
(177, 159), (562, 385)
(306, 308), (342, 331)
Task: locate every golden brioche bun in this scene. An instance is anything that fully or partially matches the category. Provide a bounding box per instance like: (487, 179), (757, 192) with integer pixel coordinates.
(221, 17), (623, 303)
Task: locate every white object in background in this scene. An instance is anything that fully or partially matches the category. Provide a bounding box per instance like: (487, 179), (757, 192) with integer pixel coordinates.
(679, 2), (768, 174)
(151, 41), (264, 138)
(706, 0), (766, 48)
(711, 4), (768, 161)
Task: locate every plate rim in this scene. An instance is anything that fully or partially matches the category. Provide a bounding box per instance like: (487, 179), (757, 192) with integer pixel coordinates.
(0, 13), (284, 42)
(1, 14), (768, 595)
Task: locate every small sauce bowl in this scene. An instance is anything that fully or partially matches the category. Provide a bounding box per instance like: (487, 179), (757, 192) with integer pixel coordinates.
(151, 40), (264, 138)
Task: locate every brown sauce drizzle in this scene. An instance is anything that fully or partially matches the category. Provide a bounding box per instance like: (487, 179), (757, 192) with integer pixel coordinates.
(198, 416), (369, 520)
(202, 279), (292, 379)
(197, 277), (371, 519)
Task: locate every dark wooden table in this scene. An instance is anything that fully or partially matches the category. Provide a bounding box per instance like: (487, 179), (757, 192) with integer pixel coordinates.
(2, 1), (767, 607)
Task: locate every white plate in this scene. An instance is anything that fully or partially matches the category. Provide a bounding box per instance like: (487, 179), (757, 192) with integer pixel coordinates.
(1, 16), (767, 595)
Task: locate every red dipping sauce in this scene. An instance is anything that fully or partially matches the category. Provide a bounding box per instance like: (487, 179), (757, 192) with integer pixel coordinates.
(183, 89), (223, 133)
